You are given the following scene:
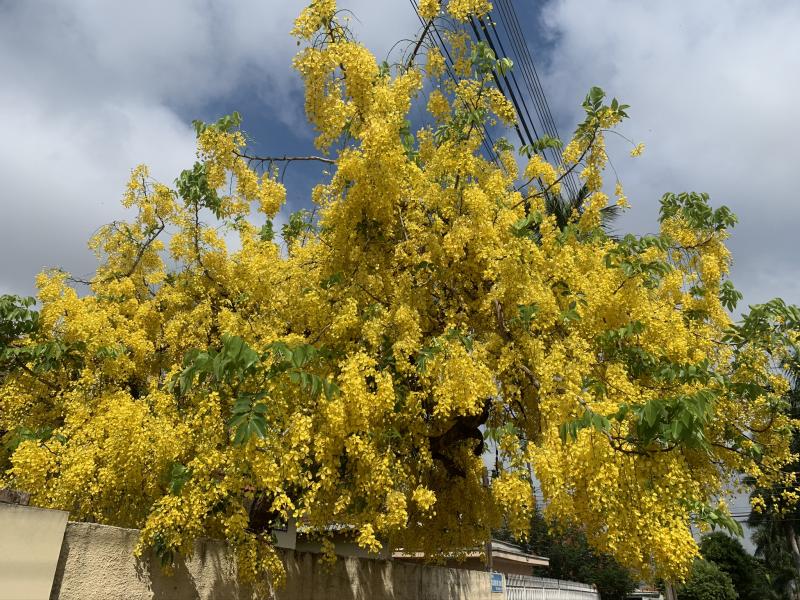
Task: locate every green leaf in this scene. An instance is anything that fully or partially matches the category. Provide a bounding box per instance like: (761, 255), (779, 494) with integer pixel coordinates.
(231, 397), (253, 414)
(643, 400), (662, 428)
(175, 162), (222, 217)
(250, 413), (268, 439)
(310, 375), (322, 397)
(517, 304), (539, 329)
(292, 345), (310, 368)
(321, 272), (343, 290)
(259, 220), (275, 242)
(323, 380), (339, 400)
(496, 57), (513, 76)
(613, 404), (629, 421)
(168, 463), (192, 495)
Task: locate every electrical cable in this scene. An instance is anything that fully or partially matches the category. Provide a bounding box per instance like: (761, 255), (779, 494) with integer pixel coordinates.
(474, 15), (542, 147)
(479, 13), (578, 200)
(467, 16), (532, 153)
(493, 0), (579, 196)
(409, 0), (501, 165)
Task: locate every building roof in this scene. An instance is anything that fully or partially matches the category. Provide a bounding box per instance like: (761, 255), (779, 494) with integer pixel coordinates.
(490, 539), (550, 567)
(392, 538), (549, 568)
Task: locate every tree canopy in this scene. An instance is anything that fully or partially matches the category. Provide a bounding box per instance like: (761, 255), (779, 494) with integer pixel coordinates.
(699, 532), (779, 600)
(499, 508), (638, 600)
(1, 0), (798, 592)
(677, 559), (738, 600)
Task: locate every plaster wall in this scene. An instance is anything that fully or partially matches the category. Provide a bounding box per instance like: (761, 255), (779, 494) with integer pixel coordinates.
(0, 503), (68, 600)
(48, 521), (493, 600)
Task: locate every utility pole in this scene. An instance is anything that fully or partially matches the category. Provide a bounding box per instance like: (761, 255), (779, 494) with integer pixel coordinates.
(483, 467), (493, 572)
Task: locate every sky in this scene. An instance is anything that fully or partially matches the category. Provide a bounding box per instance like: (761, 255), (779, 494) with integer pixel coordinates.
(1, 0), (796, 551)
(2, 0), (799, 315)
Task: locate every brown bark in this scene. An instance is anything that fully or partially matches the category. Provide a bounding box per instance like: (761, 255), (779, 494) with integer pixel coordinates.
(783, 520), (800, 595)
(663, 582), (677, 600)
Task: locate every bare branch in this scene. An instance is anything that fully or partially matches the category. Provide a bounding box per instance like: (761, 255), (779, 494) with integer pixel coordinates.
(233, 151), (335, 166)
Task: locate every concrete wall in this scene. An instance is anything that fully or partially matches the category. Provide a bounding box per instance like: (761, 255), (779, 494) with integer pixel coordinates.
(49, 521), (493, 600)
(50, 522), (253, 600)
(0, 508), (592, 600)
(281, 551), (491, 600)
(0, 503), (68, 600)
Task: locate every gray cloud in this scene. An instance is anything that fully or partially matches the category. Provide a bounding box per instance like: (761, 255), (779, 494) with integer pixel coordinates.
(538, 0), (800, 309)
(2, 0), (796, 314)
(0, 0), (421, 296)
(0, 0), (315, 295)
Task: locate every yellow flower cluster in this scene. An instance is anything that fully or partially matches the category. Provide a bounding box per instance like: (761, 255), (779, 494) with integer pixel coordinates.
(419, 0), (441, 20)
(426, 47), (446, 79)
(486, 88), (517, 126)
(447, 0), (493, 21)
(614, 181), (630, 208)
(291, 0), (336, 40)
(427, 89), (450, 121)
(524, 154), (559, 188)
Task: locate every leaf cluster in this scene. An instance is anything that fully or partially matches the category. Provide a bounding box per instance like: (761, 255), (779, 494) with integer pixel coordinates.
(519, 135), (562, 159)
(699, 532), (780, 600)
(605, 234), (672, 289)
(676, 559), (737, 600)
(176, 162), (222, 218)
(659, 192), (737, 234)
(171, 335), (338, 447)
(576, 86), (629, 139)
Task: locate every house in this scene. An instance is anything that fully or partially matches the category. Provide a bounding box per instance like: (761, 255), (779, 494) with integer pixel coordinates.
(393, 538), (549, 576)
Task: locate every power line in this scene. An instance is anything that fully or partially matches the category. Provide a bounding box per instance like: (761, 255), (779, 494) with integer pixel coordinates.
(466, 17), (531, 154)
(495, 0), (560, 145)
(407, 0), (582, 200)
(492, 0), (580, 197)
(483, 12), (549, 147)
(480, 13), (544, 150)
(477, 12), (577, 202)
(409, 0), (500, 165)
(467, 14), (558, 199)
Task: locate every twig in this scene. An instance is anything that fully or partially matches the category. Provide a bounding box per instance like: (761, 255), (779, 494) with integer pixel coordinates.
(68, 220), (165, 286)
(397, 207), (410, 242)
(16, 360), (59, 391)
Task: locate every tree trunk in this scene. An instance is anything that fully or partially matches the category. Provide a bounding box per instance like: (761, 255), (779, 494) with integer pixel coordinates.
(663, 582), (677, 600)
(783, 521), (800, 599)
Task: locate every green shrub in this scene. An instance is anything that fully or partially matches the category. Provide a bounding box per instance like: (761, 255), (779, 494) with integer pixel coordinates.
(677, 559), (737, 600)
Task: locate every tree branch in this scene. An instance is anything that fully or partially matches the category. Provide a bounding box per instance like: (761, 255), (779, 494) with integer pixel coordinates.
(13, 358), (58, 391)
(511, 126), (599, 209)
(67, 220), (164, 286)
(233, 151), (335, 166)
(406, 19), (434, 70)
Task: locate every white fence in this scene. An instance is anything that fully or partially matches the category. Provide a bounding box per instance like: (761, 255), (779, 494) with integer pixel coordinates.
(506, 574), (600, 600)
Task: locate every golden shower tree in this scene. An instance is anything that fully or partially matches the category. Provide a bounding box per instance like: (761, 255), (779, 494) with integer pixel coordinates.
(1, 0), (797, 590)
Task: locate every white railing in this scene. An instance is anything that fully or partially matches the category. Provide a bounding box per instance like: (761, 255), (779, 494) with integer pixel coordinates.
(505, 574), (600, 600)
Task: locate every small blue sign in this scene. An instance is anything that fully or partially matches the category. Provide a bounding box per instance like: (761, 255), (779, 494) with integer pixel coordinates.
(491, 572), (504, 593)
